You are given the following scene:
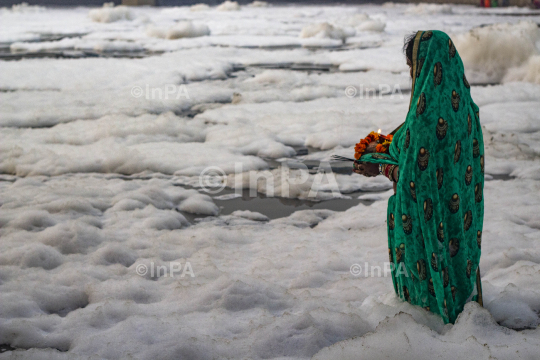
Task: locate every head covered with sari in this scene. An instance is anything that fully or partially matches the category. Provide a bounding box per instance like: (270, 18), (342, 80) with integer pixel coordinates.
(361, 30), (485, 323)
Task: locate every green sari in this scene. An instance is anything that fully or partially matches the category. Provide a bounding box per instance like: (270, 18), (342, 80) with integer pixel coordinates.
(361, 30), (484, 324)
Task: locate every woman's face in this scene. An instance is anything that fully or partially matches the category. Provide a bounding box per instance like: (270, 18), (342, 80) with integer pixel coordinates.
(407, 58), (413, 78)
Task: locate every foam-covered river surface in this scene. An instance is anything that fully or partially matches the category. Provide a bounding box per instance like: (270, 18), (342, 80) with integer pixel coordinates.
(1, 2), (540, 359)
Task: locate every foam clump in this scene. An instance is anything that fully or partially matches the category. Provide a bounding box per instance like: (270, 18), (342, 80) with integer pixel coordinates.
(92, 244), (137, 267)
(504, 55), (540, 84)
(231, 210), (269, 221)
(405, 3), (452, 15)
(177, 194), (219, 215)
(300, 22), (354, 41)
(147, 21), (210, 39)
(313, 303), (540, 360)
(190, 3), (210, 11)
(342, 13), (386, 32)
(216, 1), (240, 11)
(21, 244), (64, 270)
(249, 1), (268, 7)
(454, 21), (540, 84)
(5, 2), (45, 13)
(88, 3), (134, 23)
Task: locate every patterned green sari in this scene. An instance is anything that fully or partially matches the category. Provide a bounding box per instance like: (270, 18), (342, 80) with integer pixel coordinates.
(361, 31), (484, 324)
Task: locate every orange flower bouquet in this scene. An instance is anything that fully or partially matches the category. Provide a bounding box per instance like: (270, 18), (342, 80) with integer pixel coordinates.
(354, 131), (393, 160)
(331, 130), (394, 163)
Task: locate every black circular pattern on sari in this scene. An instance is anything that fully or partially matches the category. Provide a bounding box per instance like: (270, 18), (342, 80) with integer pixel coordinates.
(451, 286), (457, 301)
(424, 198), (433, 221)
(449, 193), (460, 213)
(449, 39), (456, 58)
(418, 147), (430, 171)
(437, 222), (444, 242)
(454, 140), (461, 164)
(451, 90), (460, 112)
(449, 238), (460, 257)
(480, 155), (485, 173)
(416, 58), (425, 79)
(404, 129), (410, 150)
(422, 31), (433, 40)
(436, 117), (448, 140)
(464, 210), (472, 231)
(395, 247), (402, 263)
(388, 248), (393, 263)
(466, 260), (472, 278)
(428, 278), (435, 296)
(416, 92), (426, 116)
(434, 62), (442, 87)
(467, 114), (472, 135)
(417, 259), (427, 280)
(403, 286), (410, 302)
(477, 231), (482, 249)
(402, 215), (412, 234)
(443, 266), (449, 288)
(410, 181), (417, 202)
(473, 139), (480, 158)
(396, 243), (405, 262)
(465, 165), (473, 185)
(431, 253), (438, 272)
(463, 74), (470, 89)
(475, 183), (483, 203)
(436, 168), (444, 189)
(389, 213), (395, 230)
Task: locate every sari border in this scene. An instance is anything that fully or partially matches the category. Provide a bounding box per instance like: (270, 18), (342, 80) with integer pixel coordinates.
(408, 31), (423, 110)
(389, 31), (423, 136)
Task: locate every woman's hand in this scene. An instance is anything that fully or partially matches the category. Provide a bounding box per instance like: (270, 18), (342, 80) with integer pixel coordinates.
(353, 162), (379, 177)
(353, 140), (380, 177)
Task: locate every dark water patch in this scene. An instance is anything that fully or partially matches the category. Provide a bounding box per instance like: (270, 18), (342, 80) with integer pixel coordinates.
(0, 49), (153, 61)
(217, 189), (375, 219)
(486, 174), (515, 181)
(0, 344), (17, 353)
(235, 63), (339, 73)
(483, 12), (540, 17)
(178, 187), (377, 222)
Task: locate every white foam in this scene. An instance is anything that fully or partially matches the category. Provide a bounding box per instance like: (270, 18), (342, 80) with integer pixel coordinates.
(454, 21), (540, 84)
(503, 55), (540, 84)
(405, 3), (453, 15)
(249, 1), (268, 7)
(190, 3), (210, 12)
(216, 1), (240, 11)
(299, 22), (354, 41)
(147, 21), (210, 39)
(88, 3), (134, 23)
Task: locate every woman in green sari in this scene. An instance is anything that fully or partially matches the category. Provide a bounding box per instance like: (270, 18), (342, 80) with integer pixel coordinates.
(354, 30), (484, 324)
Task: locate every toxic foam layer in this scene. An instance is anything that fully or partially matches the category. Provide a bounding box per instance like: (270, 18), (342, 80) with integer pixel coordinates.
(454, 21), (540, 84)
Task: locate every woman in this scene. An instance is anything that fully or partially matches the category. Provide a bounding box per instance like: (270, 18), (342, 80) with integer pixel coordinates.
(354, 30), (484, 324)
